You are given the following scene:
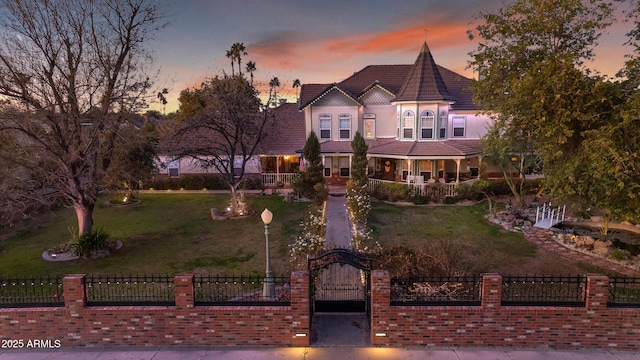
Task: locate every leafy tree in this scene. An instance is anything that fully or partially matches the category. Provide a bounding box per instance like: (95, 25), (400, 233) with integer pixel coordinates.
(468, 0), (617, 203)
(0, 0), (165, 235)
(103, 124), (159, 200)
(171, 75), (275, 214)
(350, 132), (368, 187)
(481, 125), (536, 207)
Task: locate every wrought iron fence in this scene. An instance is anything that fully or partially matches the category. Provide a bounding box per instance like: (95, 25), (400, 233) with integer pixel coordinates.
(85, 274), (175, 306)
(608, 277), (640, 308)
(194, 275), (290, 306)
(501, 275), (585, 307)
(390, 276), (481, 305)
(0, 276), (65, 308)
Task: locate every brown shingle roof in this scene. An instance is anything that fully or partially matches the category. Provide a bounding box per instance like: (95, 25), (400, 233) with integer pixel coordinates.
(318, 138), (482, 157)
(160, 103), (305, 156)
(299, 42), (476, 110)
(261, 103), (306, 154)
(394, 42), (454, 103)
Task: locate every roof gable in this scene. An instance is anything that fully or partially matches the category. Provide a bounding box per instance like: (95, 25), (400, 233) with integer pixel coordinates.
(299, 43), (477, 111)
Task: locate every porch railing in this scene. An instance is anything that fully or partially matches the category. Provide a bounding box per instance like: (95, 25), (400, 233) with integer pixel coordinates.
(368, 178), (460, 197)
(261, 173), (296, 186)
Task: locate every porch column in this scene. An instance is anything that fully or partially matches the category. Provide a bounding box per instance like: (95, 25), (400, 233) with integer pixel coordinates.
(276, 155), (280, 182)
(349, 155), (352, 178)
(455, 159), (461, 183)
(408, 158), (412, 178)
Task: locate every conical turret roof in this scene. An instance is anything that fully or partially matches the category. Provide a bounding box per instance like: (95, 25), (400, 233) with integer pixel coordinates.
(394, 42), (454, 102)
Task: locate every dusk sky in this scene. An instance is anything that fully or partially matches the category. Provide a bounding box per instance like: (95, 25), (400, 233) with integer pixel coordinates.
(149, 0), (636, 113)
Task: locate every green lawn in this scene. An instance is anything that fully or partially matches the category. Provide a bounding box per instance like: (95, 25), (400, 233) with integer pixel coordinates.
(0, 193), (309, 277)
(369, 201), (593, 275)
(0, 194), (599, 278)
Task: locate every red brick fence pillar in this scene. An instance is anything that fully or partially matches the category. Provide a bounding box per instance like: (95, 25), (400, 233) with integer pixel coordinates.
(290, 271), (310, 347)
(174, 274), (195, 309)
(481, 273), (502, 309)
(371, 270), (390, 346)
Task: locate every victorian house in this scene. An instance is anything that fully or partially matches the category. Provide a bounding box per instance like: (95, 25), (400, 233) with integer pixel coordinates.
(295, 42), (489, 191)
(160, 42), (494, 192)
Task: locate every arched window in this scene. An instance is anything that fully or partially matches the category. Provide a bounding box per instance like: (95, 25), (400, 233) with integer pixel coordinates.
(402, 110), (414, 139)
(420, 110), (435, 139)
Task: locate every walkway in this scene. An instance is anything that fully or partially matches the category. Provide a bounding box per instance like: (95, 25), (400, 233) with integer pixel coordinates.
(524, 227), (640, 277)
(324, 185), (350, 248)
(2, 346), (639, 359)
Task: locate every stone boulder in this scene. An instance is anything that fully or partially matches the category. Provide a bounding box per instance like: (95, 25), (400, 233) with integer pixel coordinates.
(211, 208), (229, 221)
(574, 235), (595, 249)
(593, 239), (613, 255)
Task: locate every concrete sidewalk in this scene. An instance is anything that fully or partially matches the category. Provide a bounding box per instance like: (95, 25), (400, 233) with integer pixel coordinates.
(2, 347), (640, 360)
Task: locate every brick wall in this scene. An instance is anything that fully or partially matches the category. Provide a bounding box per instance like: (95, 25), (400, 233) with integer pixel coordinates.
(0, 272), (310, 347)
(370, 271), (640, 350)
(2, 271), (639, 349)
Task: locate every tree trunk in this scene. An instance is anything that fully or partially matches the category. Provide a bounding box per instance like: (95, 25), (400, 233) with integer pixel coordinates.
(74, 200), (95, 236)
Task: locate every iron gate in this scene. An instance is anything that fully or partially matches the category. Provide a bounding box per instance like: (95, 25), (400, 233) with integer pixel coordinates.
(308, 249), (372, 314)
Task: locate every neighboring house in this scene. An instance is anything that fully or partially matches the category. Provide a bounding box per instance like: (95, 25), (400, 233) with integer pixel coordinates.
(298, 41), (492, 188)
(158, 42), (499, 191)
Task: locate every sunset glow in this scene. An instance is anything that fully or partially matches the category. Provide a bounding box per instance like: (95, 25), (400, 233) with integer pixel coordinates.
(149, 0), (634, 113)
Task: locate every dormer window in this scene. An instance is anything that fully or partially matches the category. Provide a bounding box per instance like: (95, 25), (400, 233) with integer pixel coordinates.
(339, 114), (351, 139)
(420, 111), (435, 139)
(319, 114), (331, 139)
(402, 110), (414, 139)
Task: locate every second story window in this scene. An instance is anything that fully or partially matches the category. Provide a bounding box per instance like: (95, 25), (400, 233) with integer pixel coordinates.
(439, 112), (447, 138)
(319, 114), (331, 139)
(452, 116), (466, 137)
(420, 111), (435, 139)
(402, 110), (414, 139)
(363, 114), (375, 139)
(339, 114), (351, 139)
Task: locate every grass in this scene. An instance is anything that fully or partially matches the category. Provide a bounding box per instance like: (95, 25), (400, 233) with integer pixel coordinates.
(369, 201), (593, 275)
(0, 193), (309, 277)
(0, 194), (607, 278)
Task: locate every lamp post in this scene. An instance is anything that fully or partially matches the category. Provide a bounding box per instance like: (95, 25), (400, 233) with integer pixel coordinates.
(261, 208), (275, 299)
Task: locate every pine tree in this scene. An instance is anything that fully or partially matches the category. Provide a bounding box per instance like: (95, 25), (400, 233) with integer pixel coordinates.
(350, 132), (368, 187)
(303, 131), (324, 195)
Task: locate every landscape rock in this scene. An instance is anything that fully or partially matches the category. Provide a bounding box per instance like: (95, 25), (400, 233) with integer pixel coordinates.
(575, 235), (595, 248)
(211, 208), (228, 221)
(620, 220), (634, 227)
(593, 240), (612, 255)
(590, 216), (603, 223)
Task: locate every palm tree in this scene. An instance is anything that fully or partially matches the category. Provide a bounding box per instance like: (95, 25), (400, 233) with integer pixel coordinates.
(292, 79), (301, 102)
(269, 77), (281, 107)
(157, 88), (168, 115)
(231, 42), (247, 77)
(225, 49), (235, 76)
(245, 61), (256, 86)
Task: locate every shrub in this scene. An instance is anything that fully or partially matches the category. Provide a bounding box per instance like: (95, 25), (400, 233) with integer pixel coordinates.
(411, 195), (429, 205)
(290, 206), (325, 269)
(145, 174), (263, 191)
(372, 182), (412, 202)
(443, 196), (456, 204)
(71, 228), (110, 258)
(609, 249), (631, 261)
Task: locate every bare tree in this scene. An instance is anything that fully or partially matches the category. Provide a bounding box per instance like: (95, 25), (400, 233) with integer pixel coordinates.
(170, 75), (275, 215)
(0, 0), (166, 235)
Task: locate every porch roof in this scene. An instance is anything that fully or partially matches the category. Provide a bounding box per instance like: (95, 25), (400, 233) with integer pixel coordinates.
(319, 138), (482, 158)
